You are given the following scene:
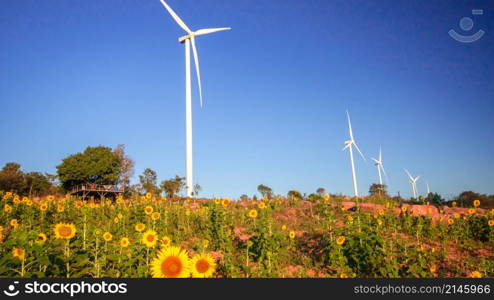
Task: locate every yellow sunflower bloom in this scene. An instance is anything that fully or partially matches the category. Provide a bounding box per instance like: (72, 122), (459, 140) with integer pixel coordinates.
(190, 253), (216, 278)
(120, 237), (130, 248)
(135, 223), (146, 232)
(289, 231), (296, 239)
(470, 271), (482, 278)
(54, 223), (76, 240)
(248, 209), (258, 219)
(151, 212), (161, 221)
(258, 202), (266, 209)
(4, 204), (12, 213)
(144, 206), (154, 215)
(161, 236), (172, 248)
(142, 229), (158, 248)
(473, 200), (480, 207)
(221, 198), (231, 207)
(488, 220), (494, 227)
(336, 236), (346, 245)
(12, 247), (25, 260)
(57, 205), (64, 213)
(103, 232), (113, 242)
(36, 233), (47, 244)
(150, 246), (190, 278)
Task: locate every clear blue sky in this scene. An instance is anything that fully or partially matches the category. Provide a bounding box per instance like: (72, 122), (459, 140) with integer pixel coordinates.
(1, 0), (493, 199)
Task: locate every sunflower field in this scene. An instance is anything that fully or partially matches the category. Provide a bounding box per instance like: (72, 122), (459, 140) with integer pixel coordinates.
(1, 191), (493, 278)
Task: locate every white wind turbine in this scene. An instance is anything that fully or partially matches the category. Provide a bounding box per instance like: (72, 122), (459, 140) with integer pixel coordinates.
(404, 169), (420, 199)
(370, 147), (387, 186)
(159, 0), (231, 197)
(343, 111), (366, 197)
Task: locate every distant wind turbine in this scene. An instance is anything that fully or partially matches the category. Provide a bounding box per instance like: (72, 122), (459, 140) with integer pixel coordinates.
(343, 111), (366, 197)
(426, 182), (431, 195)
(404, 169), (420, 199)
(371, 147), (387, 186)
(159, 0), (231, 197)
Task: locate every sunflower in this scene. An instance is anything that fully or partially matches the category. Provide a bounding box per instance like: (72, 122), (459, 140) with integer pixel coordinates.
(113, 217), (119, 224)
(12, 247), (25, 260)
(488, 220), (494, 227)
(185, 209), (191, 216)
(221, 198), (231, 207)
(401, 206), (408, 213)
(289, 231), (296, 239)
(214, 198), (221, 205)
(339, 273), (348, 278)
(473, 200), (480, 207)
(57, 205), (64, 213)
(117, 213), (123, 219)
(452, 201), (457, 207)
(54, 223), (76, 240)
(142, 229), (158, 248)
(47, 195), (55, 201)
(151, 212), (161, 221)
(336, 236), (346, 245)
(4, 204), (12, 213)
(135, 223), (146, 232)
(202, 239), (209, 248)
(120, 237), (130, 248)
(377, 219), (383, 226)
(74, 201), (83, 209)
(190, 253), (216, 278)
(10, 219), (19, 229)
(324, 193), (330, 201)
(150, 246), (190, 278)
(468, 208), (475, 215)
(447, 218), (454, 225)
(36, 233), (47, 244)
(116, 197), (124, 205)
(258, 202), (266, 209)
(146, 192), (153, 200)
(39, 203), (48, 211)
(144, 206), (154, 215)
(281, 225), (287, 231)
(469, 271), (482, 278)
(161, 236), (172, 248)
(103, 232), (113, 242)
(0, 225), (3, 232)
(248, 209), (258, 219)
(378, 209), (385, 216)
(13, 196), (21, 204)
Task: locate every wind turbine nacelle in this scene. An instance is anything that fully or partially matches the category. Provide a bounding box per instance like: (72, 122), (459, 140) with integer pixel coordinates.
(179, 35), (190, 43)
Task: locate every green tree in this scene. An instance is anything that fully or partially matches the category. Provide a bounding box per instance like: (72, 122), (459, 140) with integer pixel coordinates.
(139, 168), (158, 194)
(369, 184), (388, 196)
(0, 162), (26, 193)
(160, 175), (185, 198)
(316, 187), (326, 196)
(257, 184), (273, 199)
(24, 172), (53, 197)
(56, 146), (121, 191)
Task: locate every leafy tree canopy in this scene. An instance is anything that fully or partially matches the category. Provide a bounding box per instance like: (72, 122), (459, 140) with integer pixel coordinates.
(56, 146), (121, 191)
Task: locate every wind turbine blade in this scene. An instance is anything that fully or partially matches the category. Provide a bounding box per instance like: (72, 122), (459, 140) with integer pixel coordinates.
(415, 176), (420, 182)
(379, 147), (382, 162)
(190, 36), (203, 107)
(381, 164), (388, 181)
(342, 144), (351, 151)
(404, 169), (413, 180)
(370, 157), (379, 164)
(194, 27), (231, 37)
(346, 110), (354, 141)
(353, 142), (366, 162)
(159, 0), (192, 33)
